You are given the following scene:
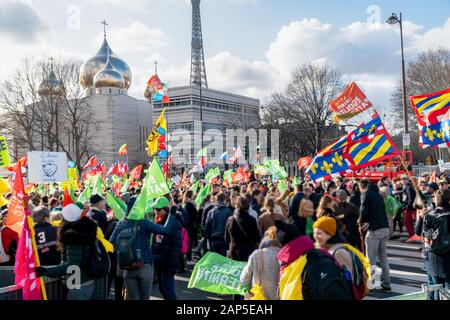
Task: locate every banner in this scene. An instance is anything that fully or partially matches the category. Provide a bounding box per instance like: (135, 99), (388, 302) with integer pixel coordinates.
(0, 136), (11, 168)
(68, 167), (78, 189)
(28, 152), (68, 183)
(188, 252), (249, 296)
(330, 82), (372, 123)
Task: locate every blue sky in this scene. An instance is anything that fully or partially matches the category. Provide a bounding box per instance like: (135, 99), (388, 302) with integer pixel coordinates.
(1, 0), (449, 118)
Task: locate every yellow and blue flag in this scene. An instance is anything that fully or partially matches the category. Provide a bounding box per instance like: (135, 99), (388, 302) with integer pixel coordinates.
(306, 113), (399, 181)
(410, 88), (450, 148)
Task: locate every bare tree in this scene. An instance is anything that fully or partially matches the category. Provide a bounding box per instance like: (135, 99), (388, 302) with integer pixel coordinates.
(0, 58), (97, 171)
(261, 63), (345, 163)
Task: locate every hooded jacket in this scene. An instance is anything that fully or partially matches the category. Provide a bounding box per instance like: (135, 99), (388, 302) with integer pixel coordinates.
(360, 184), (389, 231)
(46, 217), (97, 284)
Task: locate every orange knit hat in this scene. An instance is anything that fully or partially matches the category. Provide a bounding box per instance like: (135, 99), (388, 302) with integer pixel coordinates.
(313, 216), (337, 236)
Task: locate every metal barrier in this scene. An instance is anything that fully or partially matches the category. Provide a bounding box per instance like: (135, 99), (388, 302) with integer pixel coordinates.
(0, 276), (108, 300)
(384, 284), (450, 300)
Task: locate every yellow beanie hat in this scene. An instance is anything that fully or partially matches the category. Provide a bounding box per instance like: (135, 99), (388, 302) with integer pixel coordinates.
(313, 216), (336, 236)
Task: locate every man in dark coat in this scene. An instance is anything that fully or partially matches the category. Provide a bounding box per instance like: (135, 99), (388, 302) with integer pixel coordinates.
(32, 206), (60, 266)
(88, 194), (108, 234)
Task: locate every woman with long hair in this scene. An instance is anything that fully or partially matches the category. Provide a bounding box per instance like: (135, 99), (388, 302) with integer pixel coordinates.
(316, 195), (335, 219)
(258, 197), (286, 237)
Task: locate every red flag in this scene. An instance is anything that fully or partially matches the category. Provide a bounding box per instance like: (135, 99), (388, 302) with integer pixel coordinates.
(119, 162), (128, 177)
(129, 164), (143, 180)
(100, 162), (107, 175)
(330, 82), (372, 122)
(14, 209), (42, 300)
(82, 156), (97, 170)
(106, 163), (120, 176)
(5, 164), (26, 234)
(199, 157), (207, 168)
(297, 156), (313, 169)
(63, 188), (74, 207)
(6, 156), (27, 172)
(162, 162), (169, 179)
(430, 171), (436, 183)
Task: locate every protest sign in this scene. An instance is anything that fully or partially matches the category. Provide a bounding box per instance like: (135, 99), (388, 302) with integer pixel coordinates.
(0, 136), (11, 168)
(27, 152), (68, 183)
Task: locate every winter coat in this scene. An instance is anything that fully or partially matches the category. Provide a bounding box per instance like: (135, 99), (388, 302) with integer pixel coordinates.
(152, 210), (183, 273)
(360, 184), (389, 231)
(240, 247), (281, 300)
(89, 208), (108, 235)
(288, 192), (306, 235)
(225, 210), (260, 261)
(205, 202), (233, 241)
(333, 202), (361, 249)
(258, 210), (287, 237)
(46, 217), (97, 284)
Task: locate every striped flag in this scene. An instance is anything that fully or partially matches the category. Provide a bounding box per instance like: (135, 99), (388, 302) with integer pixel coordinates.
(119, 144), (128, 156)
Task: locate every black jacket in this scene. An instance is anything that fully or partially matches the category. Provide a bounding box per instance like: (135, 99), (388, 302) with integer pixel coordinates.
(288, 192), (306, 235)
(205, 202), (233, 241)
(405, 183), (416, 210)
(360, 184), (389, 231)
(152, 210), (183, 273)
(225, 211), (260, 261)
(89, 208), (108, 234)
(34, 222), (60, 266)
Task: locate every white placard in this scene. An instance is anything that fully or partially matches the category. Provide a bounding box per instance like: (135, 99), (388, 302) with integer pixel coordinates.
(172, 175), (182, 185)
(27, 151), (68, 183)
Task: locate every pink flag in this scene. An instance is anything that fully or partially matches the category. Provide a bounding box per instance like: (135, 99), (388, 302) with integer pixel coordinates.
(14, 210), (42, 300)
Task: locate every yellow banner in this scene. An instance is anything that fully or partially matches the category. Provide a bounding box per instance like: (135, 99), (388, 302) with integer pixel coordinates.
(67, 167), (78, 189)
(0, 136), (11, 168)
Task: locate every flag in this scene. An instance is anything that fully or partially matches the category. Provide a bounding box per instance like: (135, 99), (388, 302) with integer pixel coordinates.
(253, 164), (267, 176)
(430, 171), (436, 183)
(223, 169), (234, 184)
(63, 188), (75, 207)
(264, 159), (288, 179)
(91, 174), (104, 195)
(14, 209), (43, 300)
(0, 177), (10, 194)
(188, 252), (248, 296)
(77, 186), (91, 203)
(120, 178), (131, 193)
(195, 184), (211, 208)
(189, 181), (199, 194)
(118, 144), (128, 156)
(146, 108), (167, 156)
(306, 113), (399, 181)
(197, 147), (207, 158)
(330, 82), (372, 123)
(82, 156), (97, 170)
(6, 156), (27, 172)
(0, 135), (11, 168)
(5, 163), (26, 234)
(106, 162), (120, 176)
(106, 192), (127, 220)
(278, 180), (288, 194)
(128, 158), (170, 220)
(410, 88), (450, 148)
(205, 167), (220, 184)
(297, 156), (313, 169)
(292, 176), (301, 186)
(119, 162), (128, 177)
(129, 164), (143, 180)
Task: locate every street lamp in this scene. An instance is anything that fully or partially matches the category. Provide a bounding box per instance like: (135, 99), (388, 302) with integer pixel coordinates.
(387, 12), (409, 146)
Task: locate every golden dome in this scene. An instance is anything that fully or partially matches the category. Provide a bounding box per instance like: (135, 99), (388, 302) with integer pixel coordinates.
(93, 58), (125, 89)
(79, 37), (131, 89)
(38, 70), (65, 97)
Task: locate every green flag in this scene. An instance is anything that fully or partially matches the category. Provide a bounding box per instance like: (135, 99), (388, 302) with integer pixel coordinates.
(91, 174), (104, 195)
(78, 186), (91, 203)
(385, 195), (402, 219)
(128, 159), (170, 221)
(278, 179), (287, 194)
(292, 176), (301, 186)
(120, 178), (130, 193)
(168, 180), (173, 189)
(189, 181), (199, 194)
(204, 167), (220, 183)
(197, 147), (207, 158)
(106, 192), (127, 220)
(223, 169), (233, 184)
(264, 159), (288, 179)
(188, 252), (249, 296)
(145, 158), (170, 200)
(195, 184), (211, 208)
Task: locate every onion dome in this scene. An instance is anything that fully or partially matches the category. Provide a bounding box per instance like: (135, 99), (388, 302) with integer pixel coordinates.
(38, 70), (65, 97)
(79, 37), (132, 89)
(93, 58), (125, 89)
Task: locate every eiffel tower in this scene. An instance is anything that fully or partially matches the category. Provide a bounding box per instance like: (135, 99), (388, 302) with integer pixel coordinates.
(190, 0), (208, 88)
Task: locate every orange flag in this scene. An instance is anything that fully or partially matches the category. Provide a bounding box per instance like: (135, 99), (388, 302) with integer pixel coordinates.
(5, 164), (26, 234)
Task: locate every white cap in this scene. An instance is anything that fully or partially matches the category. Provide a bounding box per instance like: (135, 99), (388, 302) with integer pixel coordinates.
(62, 204), (83, 222)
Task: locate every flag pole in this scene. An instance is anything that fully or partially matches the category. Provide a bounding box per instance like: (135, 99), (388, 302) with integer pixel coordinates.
(23, 196), (48, 300)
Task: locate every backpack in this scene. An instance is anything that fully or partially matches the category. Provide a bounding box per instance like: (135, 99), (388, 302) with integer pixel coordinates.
(330, 244), (369, 300)
(86, 240), (111, 279)
(424, 212), (450, 255)
(116, 221), (145, 270)
(301, 249), (354, 300)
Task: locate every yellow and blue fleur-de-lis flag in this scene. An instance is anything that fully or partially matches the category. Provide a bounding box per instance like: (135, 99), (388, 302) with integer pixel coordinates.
(306, 113), (399, 181)
(410, 88), (450, 149)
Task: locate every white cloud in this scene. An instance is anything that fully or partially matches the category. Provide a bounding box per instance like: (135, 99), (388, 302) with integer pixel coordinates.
(407, 18), (450, 53)
(92, 21), (169, 53)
